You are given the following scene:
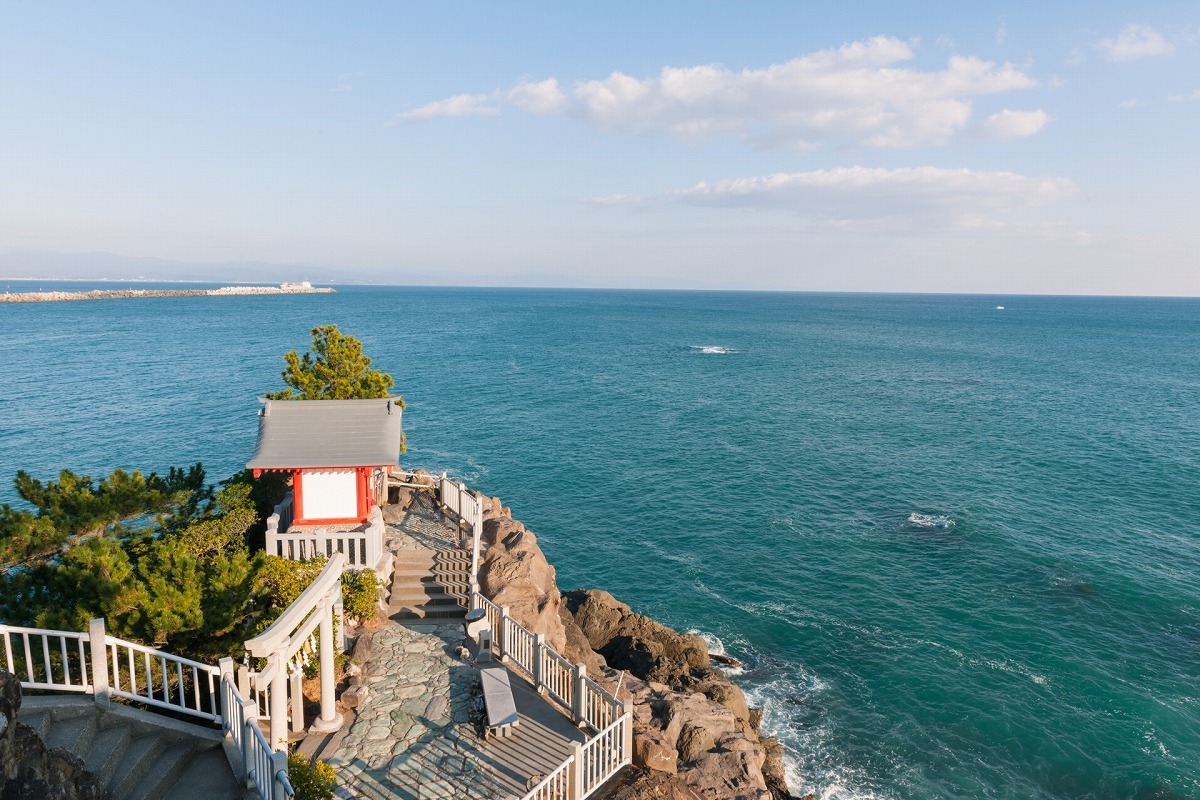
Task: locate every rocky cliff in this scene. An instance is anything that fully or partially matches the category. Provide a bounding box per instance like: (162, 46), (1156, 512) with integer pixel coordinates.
(0, 671), (100, 800)
(469, 493), (796, 800)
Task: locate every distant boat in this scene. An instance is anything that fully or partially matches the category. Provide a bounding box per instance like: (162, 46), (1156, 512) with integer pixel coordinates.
(995, 305), (1005, 310)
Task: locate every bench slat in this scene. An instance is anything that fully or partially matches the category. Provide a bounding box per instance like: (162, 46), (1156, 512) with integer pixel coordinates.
(480, 666), (519, 729)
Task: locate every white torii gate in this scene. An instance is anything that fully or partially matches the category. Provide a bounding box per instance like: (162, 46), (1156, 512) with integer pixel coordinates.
(245, 553), (346, 749)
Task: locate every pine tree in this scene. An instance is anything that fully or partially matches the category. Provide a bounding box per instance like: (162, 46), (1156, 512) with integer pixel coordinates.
(266, 325), (400, 403)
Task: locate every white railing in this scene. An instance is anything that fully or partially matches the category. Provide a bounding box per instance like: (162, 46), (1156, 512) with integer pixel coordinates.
(105, 635), (221, 722)
(437, 475), (482, 586)
(540, 647), (575, 709)
(220, 667), (294, 800)
(579, 677), (622, 733)
(524, 758), (572, 800)
(266, 496), (385, 579)
(472, 587), (632, 800)
(1, 619), (222, 723)
(1, 624), (91, 692)
(578, 714), (633, 796)
(264, 493), (294, 538)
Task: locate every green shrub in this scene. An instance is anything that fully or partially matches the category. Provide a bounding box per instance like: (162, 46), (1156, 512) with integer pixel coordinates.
(341, 569), (379, 623)
(286, 753), (336, 800)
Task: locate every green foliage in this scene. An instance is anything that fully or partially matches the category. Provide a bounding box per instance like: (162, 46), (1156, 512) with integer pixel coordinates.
(1, 464), (209, 568)
(266, 325), (400, 403)
(286, 753), (337, 800)
(340, 569), (379, 623)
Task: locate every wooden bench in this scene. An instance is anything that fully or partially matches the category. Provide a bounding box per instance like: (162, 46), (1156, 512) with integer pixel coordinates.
(480, 666), (519, 738)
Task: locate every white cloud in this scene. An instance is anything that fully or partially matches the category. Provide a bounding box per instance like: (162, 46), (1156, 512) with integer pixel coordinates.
(399, 37), (1038, 150)
(1119, 98), (1138, 109)
(506, 79), (567, 115)
(599, 166), (1075, 229)
(996, 20), (1008, 46)
(1100, 24), (1174, 62)
(981, 108), (1048, 137)
(388, 93), (498, 123)
(1194, 88), (1200, 99)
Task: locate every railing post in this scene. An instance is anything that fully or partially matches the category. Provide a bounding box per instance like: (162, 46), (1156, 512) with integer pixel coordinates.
(270, 749), (289, 799)
(534, 633), (546, 694)
(469, 583), (480, 612)
(334, 595), (347, 653)
(568, 741), (584, 800)
(498, 606), (510, 662)
(572, 662), (587, 725)
(240, 700), (256, 784)
(310, 596), (344, 733)
(622, 700), (634, 762)
(218, 657), (234, 731)
(87, 618), (109, 705)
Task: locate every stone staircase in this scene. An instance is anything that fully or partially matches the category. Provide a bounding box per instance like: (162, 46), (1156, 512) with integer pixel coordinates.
(16, 697), (248, 800)
(388, 549), (471, 622)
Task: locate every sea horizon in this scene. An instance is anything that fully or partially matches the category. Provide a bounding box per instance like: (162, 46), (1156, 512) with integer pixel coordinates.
(2, 287), (1197, 799)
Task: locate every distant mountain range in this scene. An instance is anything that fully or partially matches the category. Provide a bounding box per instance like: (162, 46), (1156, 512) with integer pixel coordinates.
(0, 249), (674, 289)
(0, 250), (422, 285)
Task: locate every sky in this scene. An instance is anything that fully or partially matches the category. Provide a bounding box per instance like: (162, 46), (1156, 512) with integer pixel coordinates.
(1, 2), (1198, 294)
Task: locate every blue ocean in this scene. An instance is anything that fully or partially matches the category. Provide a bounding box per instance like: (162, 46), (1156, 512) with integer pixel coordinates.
(2, 284), (1198, 799)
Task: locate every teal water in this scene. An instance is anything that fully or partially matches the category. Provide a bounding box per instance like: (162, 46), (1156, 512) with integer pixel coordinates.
(2, 284), (1198, 799)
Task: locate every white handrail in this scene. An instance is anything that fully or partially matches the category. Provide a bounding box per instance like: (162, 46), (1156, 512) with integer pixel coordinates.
(0, 624), (91, 692)
(106, 635), (222, 721)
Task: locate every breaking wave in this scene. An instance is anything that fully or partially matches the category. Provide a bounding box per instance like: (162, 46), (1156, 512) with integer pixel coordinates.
(907, 512), (955, 529)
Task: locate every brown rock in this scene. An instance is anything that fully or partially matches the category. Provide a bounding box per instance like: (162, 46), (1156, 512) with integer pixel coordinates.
(1, 671), (101, 800)
(596, 767), (706, 800)
(633, 733), (678, 774)
(380, 502), (408, 524)
(676, 723), (715, 763)
(563, 590), (709, 690)
(350, 634), (372, 664)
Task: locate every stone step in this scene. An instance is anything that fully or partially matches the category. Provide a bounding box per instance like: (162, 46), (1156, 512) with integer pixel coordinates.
(391, 567), (470, 582)
(388, 593), (467, 608)
(392, 548), (470, 560)
(391, 606), (469, 622)
(18, 698), (243, 800)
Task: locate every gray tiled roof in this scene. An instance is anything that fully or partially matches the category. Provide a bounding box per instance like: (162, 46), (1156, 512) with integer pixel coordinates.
(246, 398), (403, 469)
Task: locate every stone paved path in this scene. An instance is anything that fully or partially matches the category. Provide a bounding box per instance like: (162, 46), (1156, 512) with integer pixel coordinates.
(326, 495), (586, 799)
(326, 623), (499, 799)
(384, 493), (460, 553)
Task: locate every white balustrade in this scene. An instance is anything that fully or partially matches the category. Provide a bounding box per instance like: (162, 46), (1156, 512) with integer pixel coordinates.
(523, 758), (573, 800)
(0, 624), (91, 692)
(105, 634), (222, 721)
(578, 714), (632, 796)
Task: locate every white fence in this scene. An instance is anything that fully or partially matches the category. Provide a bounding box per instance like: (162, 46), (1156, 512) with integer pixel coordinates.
(0, 620), (294, 800)
(265, 492), (387, 579)
(221, 667), (295, 800)
(437, 474), (483, 586)
(0, 624), (91, 692)
(472, 592), (632, 800)
(104, 633), (222, 722)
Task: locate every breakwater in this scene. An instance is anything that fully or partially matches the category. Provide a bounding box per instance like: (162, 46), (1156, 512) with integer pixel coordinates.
(1, 285), (335, 303)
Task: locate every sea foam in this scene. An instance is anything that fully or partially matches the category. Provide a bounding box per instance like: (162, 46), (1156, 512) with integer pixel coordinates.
(907, 512), (955, 529)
